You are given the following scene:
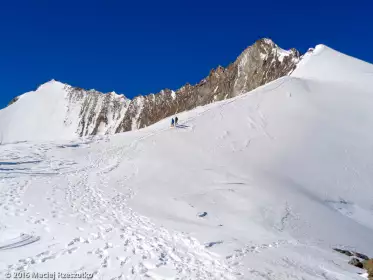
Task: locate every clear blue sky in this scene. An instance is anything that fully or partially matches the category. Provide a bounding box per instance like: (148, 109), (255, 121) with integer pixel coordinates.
(0, 0), (372, 109)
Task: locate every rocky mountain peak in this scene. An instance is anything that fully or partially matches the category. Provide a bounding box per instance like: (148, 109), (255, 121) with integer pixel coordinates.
(5, 38), (303, 139)
(256, 38), (276, 46)
(113, 38), (302, 133)
(290, 48), (301, 57)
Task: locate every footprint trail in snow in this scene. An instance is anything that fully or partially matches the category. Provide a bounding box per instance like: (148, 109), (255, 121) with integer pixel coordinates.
(0, 139), (236, 280)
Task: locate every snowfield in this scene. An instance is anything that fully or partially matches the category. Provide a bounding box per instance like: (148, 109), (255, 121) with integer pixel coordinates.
(1, 44), (373, 279)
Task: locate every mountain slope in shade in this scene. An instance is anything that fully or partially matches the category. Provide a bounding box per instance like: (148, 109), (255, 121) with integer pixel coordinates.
(0, 43), (372, 279)
(0, 38), (300, 142)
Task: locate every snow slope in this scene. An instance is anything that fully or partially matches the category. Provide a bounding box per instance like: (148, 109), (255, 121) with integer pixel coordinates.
(0, 80), (130, 143)
(1, 45), (373, 279)
(0, 81), (75, 142)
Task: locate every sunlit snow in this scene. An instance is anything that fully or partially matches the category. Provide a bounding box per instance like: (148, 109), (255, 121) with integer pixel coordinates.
(0, 45), (372, 279)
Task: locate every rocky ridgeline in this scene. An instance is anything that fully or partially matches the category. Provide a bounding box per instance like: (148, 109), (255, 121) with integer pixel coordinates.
(64, 86), (130, 137)
(115, 38), (300, 134)
(8, 38), (301, 137)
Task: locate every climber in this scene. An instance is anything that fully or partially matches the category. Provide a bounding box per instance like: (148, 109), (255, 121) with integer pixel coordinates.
(171, 118), (175, 127)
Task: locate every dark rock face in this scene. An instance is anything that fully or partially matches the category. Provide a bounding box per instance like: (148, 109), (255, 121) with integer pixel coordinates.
(333, 248), (370, 261)
(333, 248), (353, 256)
(349, 257), (364, 268)
(354, 252), (370, 261)
(116, 38), (300, 133)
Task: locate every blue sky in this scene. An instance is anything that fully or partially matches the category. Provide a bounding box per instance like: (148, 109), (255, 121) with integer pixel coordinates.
(0, 0), (372, 109)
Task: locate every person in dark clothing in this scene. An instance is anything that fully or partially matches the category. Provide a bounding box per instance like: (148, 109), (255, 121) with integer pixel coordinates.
(171, 118), (175, 127)
(175, 116), (178, 126)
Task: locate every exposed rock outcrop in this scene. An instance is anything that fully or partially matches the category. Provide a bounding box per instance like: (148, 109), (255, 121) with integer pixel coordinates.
(8, 96), (20, 106)
(63, 86), (131, 137)
(334, 248), (372, 278)
(116, 38), (300, 133)
(349, 257), (364, 268)
(333, 248), (370, 260)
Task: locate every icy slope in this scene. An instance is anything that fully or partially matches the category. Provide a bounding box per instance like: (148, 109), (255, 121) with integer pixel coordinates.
(1, 44), (373, 280)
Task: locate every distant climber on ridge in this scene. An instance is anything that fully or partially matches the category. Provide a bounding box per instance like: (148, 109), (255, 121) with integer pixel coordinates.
(175, 116), (179, 126)
(171, 118), (175, 127)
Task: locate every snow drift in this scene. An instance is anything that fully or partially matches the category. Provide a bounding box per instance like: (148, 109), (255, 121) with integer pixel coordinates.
(0, 44), (373, 279)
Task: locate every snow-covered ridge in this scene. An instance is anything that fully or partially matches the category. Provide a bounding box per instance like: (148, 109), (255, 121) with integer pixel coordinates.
(0, 38), (351, 143)
(293, 44), (373, 87)
(0, 80), (131, 142)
